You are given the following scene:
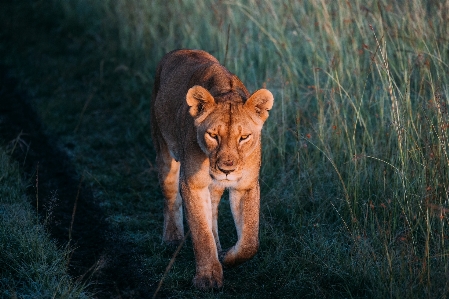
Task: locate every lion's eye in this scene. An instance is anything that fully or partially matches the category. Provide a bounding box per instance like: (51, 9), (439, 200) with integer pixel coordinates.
(208, 132), (218, 140)
(240, 134), (250, 142)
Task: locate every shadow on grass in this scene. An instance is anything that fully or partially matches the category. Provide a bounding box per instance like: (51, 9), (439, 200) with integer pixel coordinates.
(0, 65), (162, 298)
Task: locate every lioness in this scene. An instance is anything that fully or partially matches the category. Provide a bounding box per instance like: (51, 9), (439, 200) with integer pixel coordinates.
(151, 49), (273, 289)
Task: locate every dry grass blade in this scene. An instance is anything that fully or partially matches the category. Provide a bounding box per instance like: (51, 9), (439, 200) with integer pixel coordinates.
(69, 174), (85, 242)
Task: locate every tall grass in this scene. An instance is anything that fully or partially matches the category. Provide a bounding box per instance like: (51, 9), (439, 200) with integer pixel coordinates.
(52, 0), (449, 296)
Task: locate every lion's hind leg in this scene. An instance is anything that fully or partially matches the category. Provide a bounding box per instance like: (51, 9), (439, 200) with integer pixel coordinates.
(156, 142), (184, 245)
(209, 184), (225, 252)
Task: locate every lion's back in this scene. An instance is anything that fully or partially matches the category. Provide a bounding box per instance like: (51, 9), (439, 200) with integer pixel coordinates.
(157, 49), (219, 86)
(151, 50), (221, 159)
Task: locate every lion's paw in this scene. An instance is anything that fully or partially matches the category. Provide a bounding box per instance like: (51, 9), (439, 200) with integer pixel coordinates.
(193, 264), (223, 290)
(163, 229), (184, 247)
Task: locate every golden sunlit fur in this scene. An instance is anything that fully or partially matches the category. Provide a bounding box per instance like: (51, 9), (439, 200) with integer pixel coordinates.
(151, 49), (273, 290)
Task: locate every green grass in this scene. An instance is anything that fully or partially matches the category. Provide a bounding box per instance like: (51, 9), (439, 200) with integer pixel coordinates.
(2, 0), (449, 297)
(0, 148), (90, 299)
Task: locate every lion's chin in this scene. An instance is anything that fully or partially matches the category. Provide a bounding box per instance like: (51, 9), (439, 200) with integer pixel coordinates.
(210, 171), (241, 185)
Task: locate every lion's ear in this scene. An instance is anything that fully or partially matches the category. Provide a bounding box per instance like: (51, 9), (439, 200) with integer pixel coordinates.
(245, 89), (274, 122)
(186, 85), (216, 118)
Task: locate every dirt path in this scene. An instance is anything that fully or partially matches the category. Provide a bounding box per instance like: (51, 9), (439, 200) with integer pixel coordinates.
(0, 66), (158, 298)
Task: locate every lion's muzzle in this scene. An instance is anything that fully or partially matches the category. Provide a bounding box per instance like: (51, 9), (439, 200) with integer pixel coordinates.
(217, 159), (236, 175)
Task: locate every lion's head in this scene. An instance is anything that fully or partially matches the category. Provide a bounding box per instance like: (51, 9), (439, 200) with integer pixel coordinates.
(186, 85), (273, 186)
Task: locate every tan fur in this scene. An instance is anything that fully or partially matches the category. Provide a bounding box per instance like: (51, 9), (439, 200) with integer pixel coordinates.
(151, 49), (273, 290)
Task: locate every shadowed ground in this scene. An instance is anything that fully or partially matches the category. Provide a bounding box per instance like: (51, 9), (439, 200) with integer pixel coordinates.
(0, 66), (159, 298)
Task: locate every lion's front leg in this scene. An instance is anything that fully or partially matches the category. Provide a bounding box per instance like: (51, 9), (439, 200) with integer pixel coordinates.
(221, 183), (260, 267)
(180, 180), (223, 290)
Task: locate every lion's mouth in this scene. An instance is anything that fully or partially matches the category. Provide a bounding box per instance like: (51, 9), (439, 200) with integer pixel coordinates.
(210, 170), (241, 182)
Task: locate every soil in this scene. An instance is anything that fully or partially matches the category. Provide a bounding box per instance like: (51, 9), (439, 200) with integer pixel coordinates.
(0, 66), (158, 298)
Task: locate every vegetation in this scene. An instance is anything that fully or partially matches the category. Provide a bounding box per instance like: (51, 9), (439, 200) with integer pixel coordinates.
(0, 148), (90, 298)
(1, 0), (449, 297)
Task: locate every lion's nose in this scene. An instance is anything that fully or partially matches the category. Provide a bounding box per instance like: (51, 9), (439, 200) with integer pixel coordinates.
(218, 160), (236, 174)
(223, 160), (234, 167)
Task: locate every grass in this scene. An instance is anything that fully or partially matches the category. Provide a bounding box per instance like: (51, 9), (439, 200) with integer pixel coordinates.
(0, 147), (90, 299)
(1, 0), (449, 298)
